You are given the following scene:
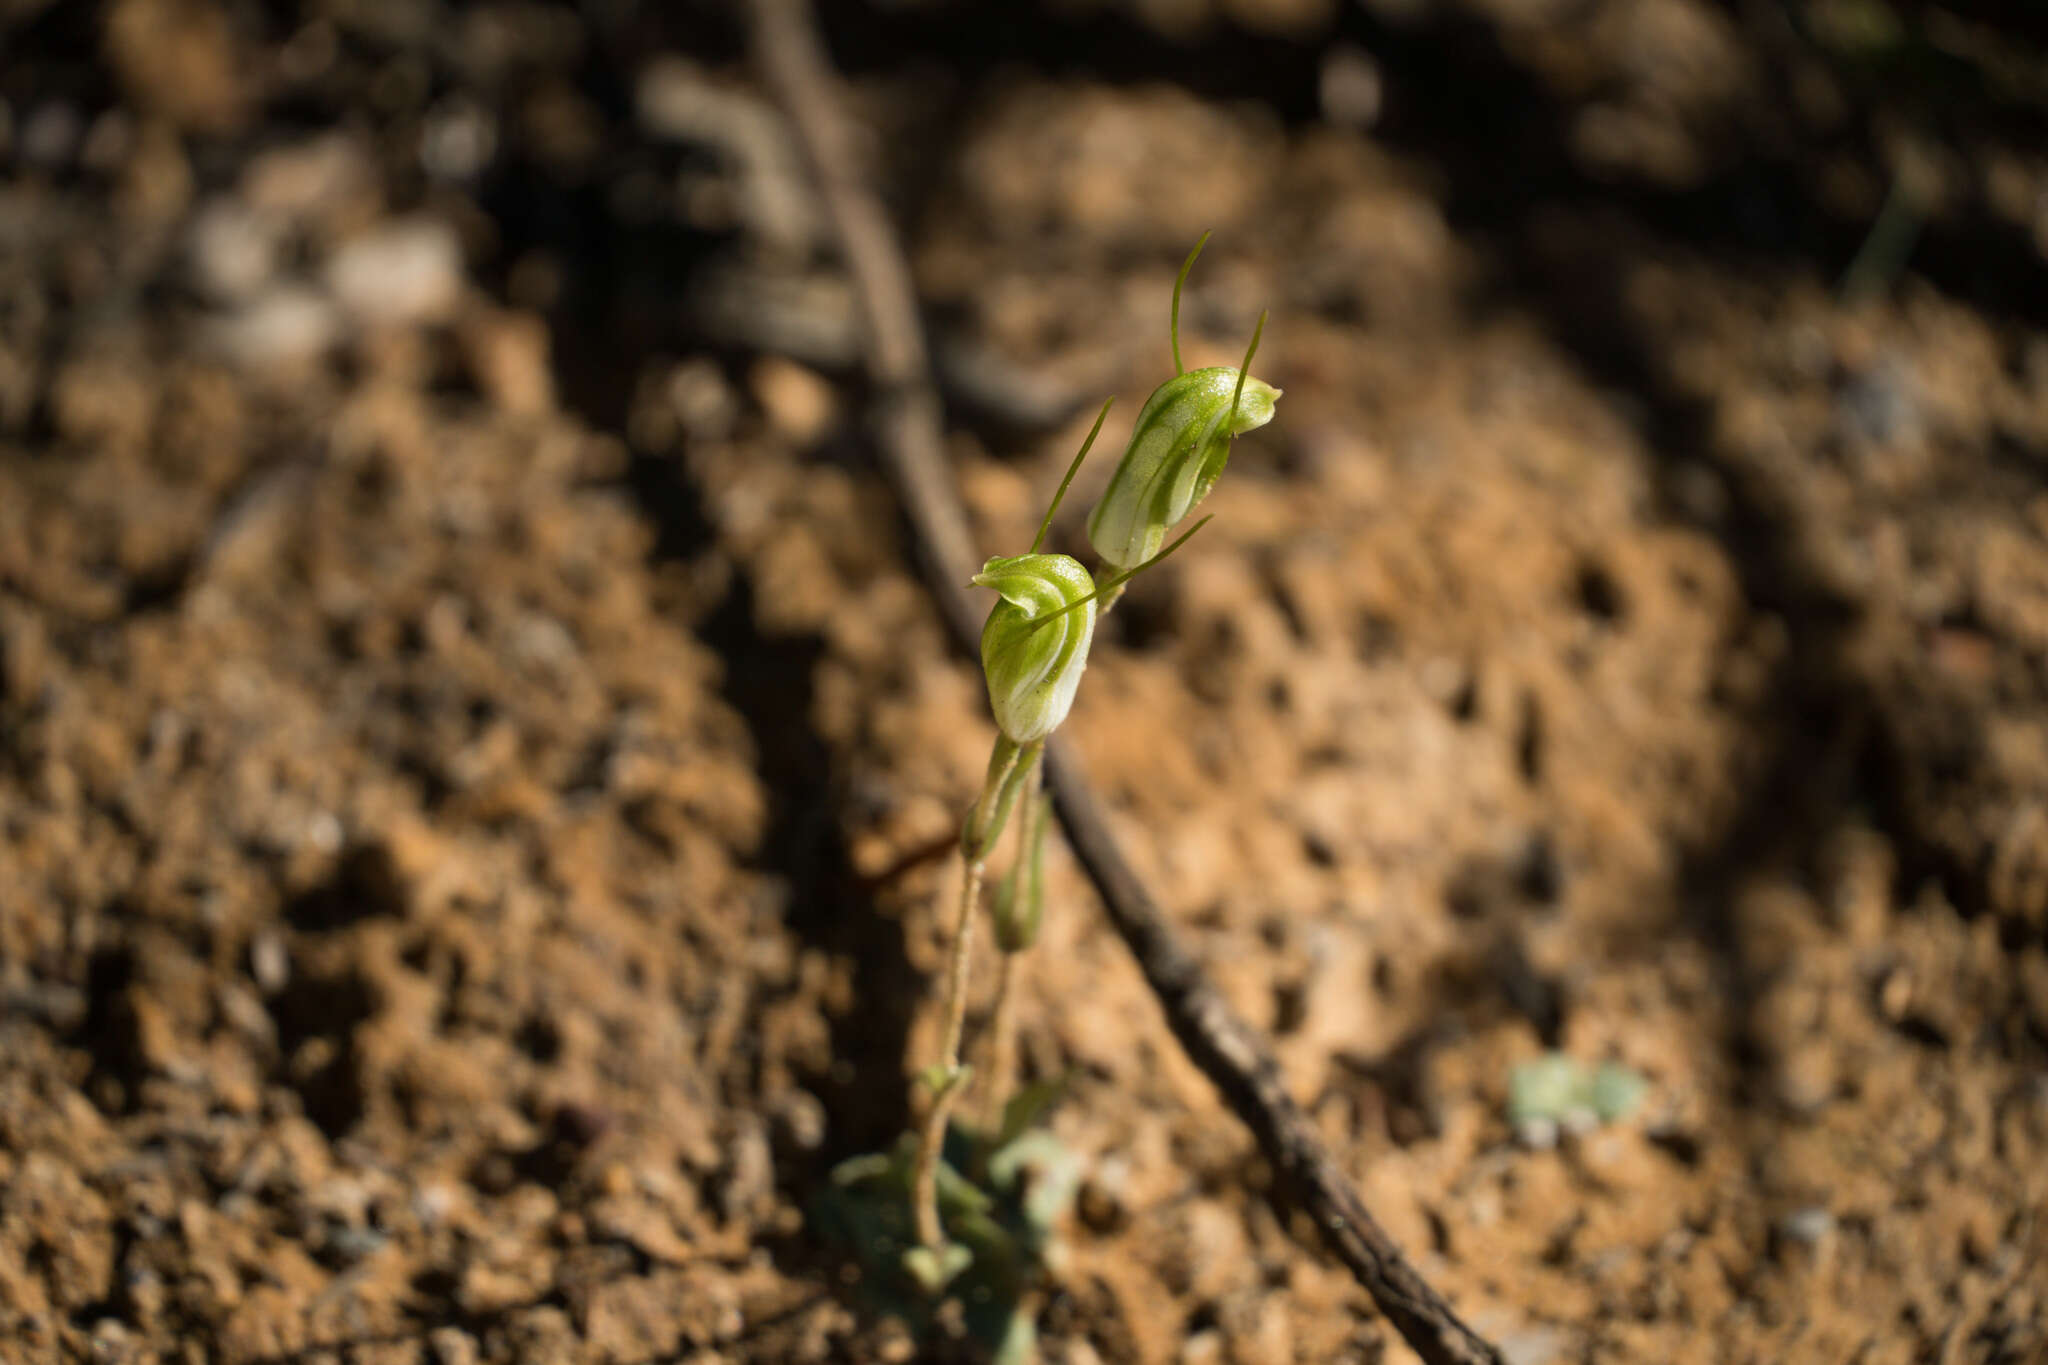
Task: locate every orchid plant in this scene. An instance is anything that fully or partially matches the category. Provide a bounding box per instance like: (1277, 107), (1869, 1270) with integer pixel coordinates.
(821, 237), (1280, 1358)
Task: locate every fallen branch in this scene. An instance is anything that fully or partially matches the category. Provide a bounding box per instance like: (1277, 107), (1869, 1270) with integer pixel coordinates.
(748, 3), (1504, 1360)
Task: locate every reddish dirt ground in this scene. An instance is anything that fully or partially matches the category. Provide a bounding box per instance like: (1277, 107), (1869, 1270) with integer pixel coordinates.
(4, 2), (2048, 1362)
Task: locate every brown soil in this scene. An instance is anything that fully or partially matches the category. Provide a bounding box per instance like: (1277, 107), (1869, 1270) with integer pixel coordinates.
(4, 2), (2048, 1363)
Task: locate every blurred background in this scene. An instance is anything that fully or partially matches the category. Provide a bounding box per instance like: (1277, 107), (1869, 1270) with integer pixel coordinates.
(3, 1), (2047, 1361)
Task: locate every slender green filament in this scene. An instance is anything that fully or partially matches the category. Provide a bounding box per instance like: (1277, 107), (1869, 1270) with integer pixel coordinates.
(1226, 310), (1268, 439)
(1032, 398), (1113, 554)
(1170, 230), (1212, 377)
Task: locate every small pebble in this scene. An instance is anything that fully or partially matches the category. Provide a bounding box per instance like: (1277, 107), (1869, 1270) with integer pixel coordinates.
(1773, 1041), (1837, 1115)
(210, 285), (338, 371)
(421, 96), (496, 181)
(250, 931), (290, 994)
(21, 102), (81, 167)
(1319, 46), (1383, 130)
(188, 200), (279, 301)
(1500, 1324), (1567, 1365)
(326, 219), (462, 329)
(772, 1089), (826, 1151)
(667, 359), (737, 441)
(749, 356), (837, 446)
(1778, 1205), (1834, 1246)
(429, 1327), (480, 1365)
(1179, 1328), (1225, 1365)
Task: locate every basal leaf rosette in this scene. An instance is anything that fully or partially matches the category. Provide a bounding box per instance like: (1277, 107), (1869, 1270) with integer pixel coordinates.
(1086, 366), (1280, 571)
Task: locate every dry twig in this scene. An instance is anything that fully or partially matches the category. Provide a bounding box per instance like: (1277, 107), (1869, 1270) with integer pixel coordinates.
(748, 2), (1505, 1360)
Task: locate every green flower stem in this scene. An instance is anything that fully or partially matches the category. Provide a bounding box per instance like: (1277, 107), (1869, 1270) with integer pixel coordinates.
(979, 952), (1020, 1140)
(962, 734), (1031, 861)
(980, 763), (1045, 1134)
(915, 738), (1043, 1251)
(912, 853), (983, 1250)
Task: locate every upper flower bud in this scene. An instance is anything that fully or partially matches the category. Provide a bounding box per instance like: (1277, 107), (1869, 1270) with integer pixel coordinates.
(1086, 365), (1280, 571)
(973, 552), (1097, 745)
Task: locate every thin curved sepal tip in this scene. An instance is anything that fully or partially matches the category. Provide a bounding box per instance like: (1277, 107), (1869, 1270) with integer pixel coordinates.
(1226, 309), (1269, 437)
(1032, 397), (1114, 554)
(1170, 230), (1213, 378)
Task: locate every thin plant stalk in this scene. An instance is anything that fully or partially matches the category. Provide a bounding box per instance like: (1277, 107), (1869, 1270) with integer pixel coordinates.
(980, 761), (1045, 1133)
(909, 403), (1104, 1253)
(980, 952), (1020, 1135)
(913, 740), (1042, 1250)
(912, 854), (985, 1248)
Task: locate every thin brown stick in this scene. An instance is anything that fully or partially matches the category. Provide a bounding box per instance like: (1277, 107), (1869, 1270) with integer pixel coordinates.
(1041, 747), (1503, 1364)
(749, 3), (1504, 1361)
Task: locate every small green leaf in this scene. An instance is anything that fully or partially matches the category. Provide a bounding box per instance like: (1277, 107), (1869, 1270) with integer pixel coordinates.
(919, 1061), (972, 1096)
(991, 1307), (1039, 1365)
(830, 1152), (895, 1187)
(994, 1072), (1069, 1152)
(1507, 1053), (1650, 1128)
(1506, 1053), (1585, 1125)
(1588, 1060), (1649, 1123)
(901, 1242), (973, 1293)
(987, 1129), (1083, 1232)
(934, 1157), (996, 1215)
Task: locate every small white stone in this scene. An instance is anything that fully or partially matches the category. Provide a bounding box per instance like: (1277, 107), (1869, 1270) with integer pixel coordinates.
(209, 285), (338, 371)
(1778, 1205), (1835, 1245)
(250, 931), (290, 994)
(421, 97), (497, 182)
(326, 219), (463, 328)
(307, 811), (344, 854)
(1178, 1328), (1224, 1365)
(1320, 46), (1383, 129)
(1500, 1324), (1568, 1365)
